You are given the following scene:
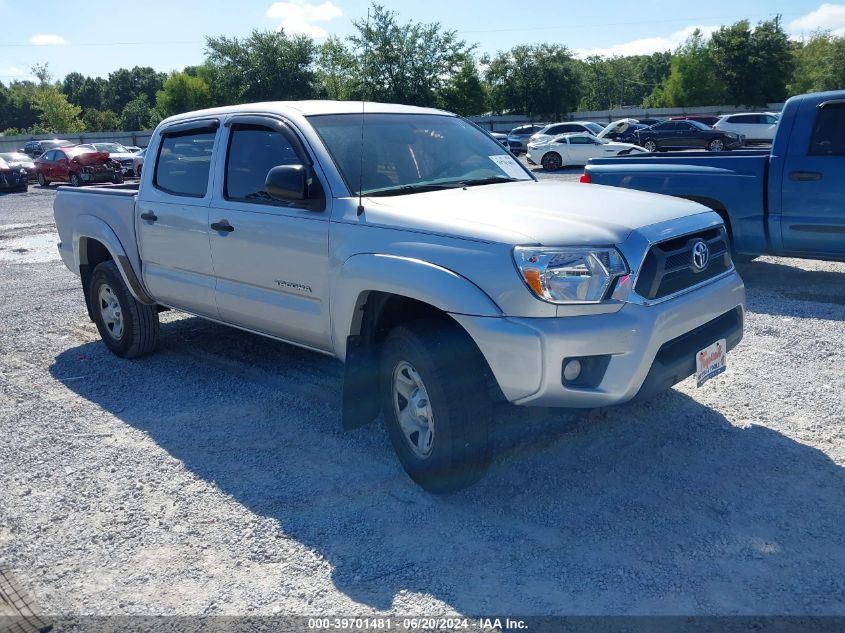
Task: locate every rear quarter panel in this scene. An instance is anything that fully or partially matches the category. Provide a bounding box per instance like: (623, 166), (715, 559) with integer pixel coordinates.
(585, 153), (770, 255)
(53, 187), (140, 278)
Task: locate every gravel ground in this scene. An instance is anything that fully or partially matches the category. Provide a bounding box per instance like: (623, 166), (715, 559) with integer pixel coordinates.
(0, 171), (843, 621)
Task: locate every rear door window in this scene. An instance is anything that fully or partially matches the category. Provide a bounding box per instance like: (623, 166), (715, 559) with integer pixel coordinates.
(154, 130), (216, 197)
(809, 103), (845, 156)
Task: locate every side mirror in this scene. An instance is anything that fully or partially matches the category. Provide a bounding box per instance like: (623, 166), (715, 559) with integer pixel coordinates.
(265, 164), (307, 201)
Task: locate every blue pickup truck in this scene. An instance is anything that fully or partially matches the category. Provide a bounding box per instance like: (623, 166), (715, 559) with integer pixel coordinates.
(583, 90), (845, 261)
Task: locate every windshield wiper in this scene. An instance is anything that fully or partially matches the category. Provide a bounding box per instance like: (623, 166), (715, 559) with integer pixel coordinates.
(364, 176), (524, 197)
(365, 182), (464, 197)
(457, 176), (522, 187)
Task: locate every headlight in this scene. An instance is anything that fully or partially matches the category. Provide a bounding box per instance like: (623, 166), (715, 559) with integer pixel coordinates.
(513, 246), (629, 304)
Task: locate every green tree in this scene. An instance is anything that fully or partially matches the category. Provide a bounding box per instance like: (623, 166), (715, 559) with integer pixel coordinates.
(788, 32), (845, 94)
(318, 36), (359, 101)
(709, 17), (793, 105)
(0, 81), (40, 131)
(438, 59), (488, 115)
(485, 44), (581, 119)
(349, 3), (474, 107)
(82, 108), (121, 132)
(155, 72), (212, 117)
(34, 87), (85, 133)
(120, 95), (155, 131)
(751, 17), (794, 103)
(106, 67), (166, 113)
(646, 30), (722, 107)
(62, 72), (107, 110)
(205, 29), (318, 104)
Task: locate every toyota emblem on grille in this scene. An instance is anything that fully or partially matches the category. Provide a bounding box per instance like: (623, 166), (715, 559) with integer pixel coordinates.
(691, 240), (711, 272)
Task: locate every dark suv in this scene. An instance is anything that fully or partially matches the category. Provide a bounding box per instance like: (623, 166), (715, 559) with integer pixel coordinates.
(21, 139), (74, 159)
(506, 124), (547, 154)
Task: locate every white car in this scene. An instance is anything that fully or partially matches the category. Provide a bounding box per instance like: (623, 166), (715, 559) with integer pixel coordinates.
(529, 121), (606, 144)
(77, 142), (139, 176)
(713, 113), (779, 143)
(527, 133), (645, 170)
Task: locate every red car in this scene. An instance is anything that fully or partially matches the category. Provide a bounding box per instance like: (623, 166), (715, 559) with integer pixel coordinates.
(35, 146), (123, 187)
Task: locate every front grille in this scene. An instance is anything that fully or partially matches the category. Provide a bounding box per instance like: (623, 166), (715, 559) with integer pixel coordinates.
(120, 159), (133, 165)
(508, 140), (521, 148)
(634, 227), (732, 301)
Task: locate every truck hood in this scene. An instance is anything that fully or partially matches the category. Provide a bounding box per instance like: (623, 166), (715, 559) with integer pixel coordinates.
(363, 180), (711, 246)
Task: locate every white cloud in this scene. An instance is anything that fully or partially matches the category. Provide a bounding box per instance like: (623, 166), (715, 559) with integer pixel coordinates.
(574, 25), (718, 59)
(266, 1), (342, 38)
(788, 3), (845, 37)
(30, 34), (67, 45)
(0, 66), (34, 80)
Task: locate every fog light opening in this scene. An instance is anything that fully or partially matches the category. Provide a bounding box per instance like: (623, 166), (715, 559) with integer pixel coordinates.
(563, 359), (582, 383)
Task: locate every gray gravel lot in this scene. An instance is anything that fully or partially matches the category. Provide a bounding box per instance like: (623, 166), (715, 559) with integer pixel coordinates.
(0, 170), (843, 619)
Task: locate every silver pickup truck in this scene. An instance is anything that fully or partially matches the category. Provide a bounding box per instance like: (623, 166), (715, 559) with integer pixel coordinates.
(53, 101), (746, 492)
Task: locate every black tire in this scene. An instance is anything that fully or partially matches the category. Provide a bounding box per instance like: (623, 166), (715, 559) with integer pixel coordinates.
(70, 173), (81, 187)
(37, 172), (49, 186)
(708, 138), (725, 152)
(541, 152), (563, 171)
(136, 164), (142, 178)
(113, 173), (124, 184)
(89, 260), (160, 359)
(643, 140), (657, 153)
(380, 319), (492, 493)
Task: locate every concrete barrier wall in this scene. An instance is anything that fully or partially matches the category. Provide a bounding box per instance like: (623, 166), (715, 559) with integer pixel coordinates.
(470, 102), (785, 131)
(0, 130), (154, 153)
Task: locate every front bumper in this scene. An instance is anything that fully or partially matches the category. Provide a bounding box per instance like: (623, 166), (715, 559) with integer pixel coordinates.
(78, 169), (118, 184)
(0, 171), (27, 190)
(453, 270), (745, 408)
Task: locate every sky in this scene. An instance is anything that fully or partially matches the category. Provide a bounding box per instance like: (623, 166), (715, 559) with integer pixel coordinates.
(2, 0), (845, 83)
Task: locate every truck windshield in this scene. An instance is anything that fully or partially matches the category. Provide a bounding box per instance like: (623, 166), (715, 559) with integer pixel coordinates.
(308, 113), (532, 196)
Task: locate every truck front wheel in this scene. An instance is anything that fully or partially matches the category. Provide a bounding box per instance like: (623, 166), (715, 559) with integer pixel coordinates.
(380, 320), (492, 493)
(89, 260), (160, 358)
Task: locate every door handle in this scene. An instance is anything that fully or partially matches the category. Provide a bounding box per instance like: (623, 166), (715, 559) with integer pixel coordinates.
(140, 211), (158, 222)
(210, 221), (235, 233)
(789, 171), (822, 182)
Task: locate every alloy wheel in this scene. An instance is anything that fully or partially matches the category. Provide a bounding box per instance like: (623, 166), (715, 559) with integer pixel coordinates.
(392, 360), (435, 459)
(97, 284), (124, 340)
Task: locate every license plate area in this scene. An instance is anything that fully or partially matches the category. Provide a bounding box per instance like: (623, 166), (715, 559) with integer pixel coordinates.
(696, 338), (727, 388)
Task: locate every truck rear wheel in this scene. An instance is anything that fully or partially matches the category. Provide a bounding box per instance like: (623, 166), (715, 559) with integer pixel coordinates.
(89, 260), (160, 358)
(380, 319), (492, 493)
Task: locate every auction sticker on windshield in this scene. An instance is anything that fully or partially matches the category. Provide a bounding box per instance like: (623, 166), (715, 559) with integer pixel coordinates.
(696, 338), (727, 388)
(489, 155), (527, 179)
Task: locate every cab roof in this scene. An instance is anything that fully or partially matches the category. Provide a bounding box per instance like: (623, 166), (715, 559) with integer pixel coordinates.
(159, 100), (452, 127)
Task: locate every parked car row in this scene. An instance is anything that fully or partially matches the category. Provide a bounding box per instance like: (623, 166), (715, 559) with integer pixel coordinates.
(34, 147), (125, 187)
(500, 110), (780, 170)
(0, 139), (150, 192)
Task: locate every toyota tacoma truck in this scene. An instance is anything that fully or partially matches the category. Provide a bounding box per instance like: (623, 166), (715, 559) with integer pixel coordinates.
(581, 90), (845, 262)
(53, 101), (746, 492)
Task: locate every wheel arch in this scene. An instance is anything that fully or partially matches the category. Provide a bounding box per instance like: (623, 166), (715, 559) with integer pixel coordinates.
(74, 215), (155, 309)
(678, 196), (733, 237)
(334, 254), (503, 430)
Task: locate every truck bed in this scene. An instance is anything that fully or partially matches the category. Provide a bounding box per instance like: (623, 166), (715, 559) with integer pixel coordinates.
(584, 150), (772, 256)
(53, 184), (142, 283)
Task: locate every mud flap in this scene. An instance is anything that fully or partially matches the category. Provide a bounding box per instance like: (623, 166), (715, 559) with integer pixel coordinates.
(341, 335), (381, 430)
